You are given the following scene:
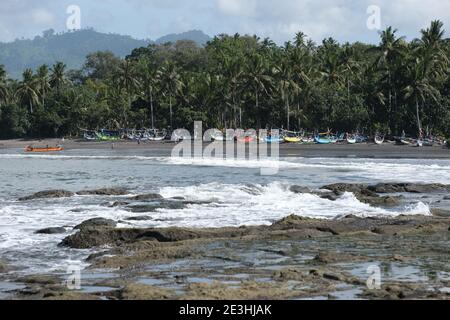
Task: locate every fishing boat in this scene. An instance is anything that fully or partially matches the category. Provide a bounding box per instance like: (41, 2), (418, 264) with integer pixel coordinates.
(263, 136), (284, 143)
(374, 135), (384, 145)
(25, 145), (64, 152)
(346, 134), (357, 144)
(395, 138), (411, 146)
(314, 132), (336, 144)
(283, 131), (302, 143)
(83, 131), (97, 141)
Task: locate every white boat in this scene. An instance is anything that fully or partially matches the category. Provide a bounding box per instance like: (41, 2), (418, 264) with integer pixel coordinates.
(346, 135), (357, 144)
(374, 136), (384, 145)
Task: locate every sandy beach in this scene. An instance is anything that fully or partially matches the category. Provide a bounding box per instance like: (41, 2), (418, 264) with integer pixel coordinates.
(0, 138), (449, 159)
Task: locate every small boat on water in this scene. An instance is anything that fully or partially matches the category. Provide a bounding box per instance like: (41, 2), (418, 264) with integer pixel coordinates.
(25, 146), (64, 152)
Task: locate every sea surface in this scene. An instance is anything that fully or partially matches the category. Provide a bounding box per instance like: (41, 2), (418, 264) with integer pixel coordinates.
(0, 149), (449, 274)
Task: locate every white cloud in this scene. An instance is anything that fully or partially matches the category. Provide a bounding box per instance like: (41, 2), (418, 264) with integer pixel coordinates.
(31, 8), (55, 25)
(216, 0), (257, 16)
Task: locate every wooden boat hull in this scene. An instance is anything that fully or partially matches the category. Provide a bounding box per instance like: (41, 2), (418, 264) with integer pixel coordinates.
(25, 147), (64, 152)
(284, 137), (301, 143)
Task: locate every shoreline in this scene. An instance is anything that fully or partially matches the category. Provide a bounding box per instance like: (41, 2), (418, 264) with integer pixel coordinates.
(0, 138), (449, 159)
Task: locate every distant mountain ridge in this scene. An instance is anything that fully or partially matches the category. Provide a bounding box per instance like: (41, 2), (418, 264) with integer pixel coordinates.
(0, 28), (211, 78)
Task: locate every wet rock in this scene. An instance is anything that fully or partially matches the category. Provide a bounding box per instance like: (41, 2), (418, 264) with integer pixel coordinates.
(289, 186), (311, 194)
(74, 218), (117, 230)
(443, 196), (450, 200)
(35, 227), (66, 235)
(391, 254), (410, 262)
(129, 193), (164, 201)
(60, 228), (142, 249)
(18, 190), (74, 201)
(358, 195), (402, 206)
(17, 275), (60, 285)
(0, 260), (8, 273)
(108, 201), (130, 207)
(431, 208), (450, 217)
(76, 188), (128, 196)
(272, 268), (307, 281)
(127, 201), (185, 213)
(125, 216), (153, 221)
(119, 283), (174, 300)
(369, 183), (450, 194)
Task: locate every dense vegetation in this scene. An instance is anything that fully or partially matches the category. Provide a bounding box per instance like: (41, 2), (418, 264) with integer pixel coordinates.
(0, 21), (449, 139)
(0, 29), (210, 79)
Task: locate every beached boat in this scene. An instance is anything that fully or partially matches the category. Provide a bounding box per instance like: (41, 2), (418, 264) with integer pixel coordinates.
(374, 135), (384, 145)
(263, 136), (284, 143)
(346, 134), (357, 144)
(395, 138), (411, 146)
(83, 131), (97, 141)
(25, 146), (64, 152)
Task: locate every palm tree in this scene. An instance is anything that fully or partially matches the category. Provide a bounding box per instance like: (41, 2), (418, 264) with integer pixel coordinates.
(274, 56), (300, 130)
(244, 52), (272, 128)
(404, 59), (440, 135)
(0, 65), (9, 109)
(137, 58), (158, 129)
(157, 61), (183, 129)
(16, 69), (39, 113)
(115, 60), (140, 127)
(36, 65), (51, 107)
(50, 62), (68, 92)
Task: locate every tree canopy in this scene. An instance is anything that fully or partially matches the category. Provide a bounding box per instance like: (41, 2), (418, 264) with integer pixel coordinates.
(0, 21), (449, 139)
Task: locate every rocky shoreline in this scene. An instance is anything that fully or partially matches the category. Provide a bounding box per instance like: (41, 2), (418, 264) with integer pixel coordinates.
(1, 183), (449, 300)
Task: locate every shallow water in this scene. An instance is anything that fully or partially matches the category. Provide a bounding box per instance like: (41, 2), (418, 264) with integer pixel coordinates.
(0, 150), (449, 275)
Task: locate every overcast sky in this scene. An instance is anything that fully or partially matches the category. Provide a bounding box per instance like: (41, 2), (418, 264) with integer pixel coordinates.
(1, 0), (449, 44)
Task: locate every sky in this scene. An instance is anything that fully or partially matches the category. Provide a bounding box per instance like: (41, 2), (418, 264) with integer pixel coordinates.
(0, 0), (449, 44)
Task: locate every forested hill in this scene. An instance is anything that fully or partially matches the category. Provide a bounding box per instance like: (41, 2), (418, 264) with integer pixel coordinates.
(0, 29), (211, 78)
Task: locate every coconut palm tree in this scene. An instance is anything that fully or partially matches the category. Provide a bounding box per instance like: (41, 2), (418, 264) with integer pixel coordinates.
(244, 52), (272, 128)
(114, 60), (140, 127)
(36, 65), (51, 107)
(136, 58), (158, 129)
(274, 56), (300, 130)
(50, 62), (68, 92)
(16, 69), (39, 113)
(0, 65), (9, 108)
(157, 61), (183, 129)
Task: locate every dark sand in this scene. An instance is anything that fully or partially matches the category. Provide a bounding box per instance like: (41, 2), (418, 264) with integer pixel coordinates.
(1, 138), (449, 158)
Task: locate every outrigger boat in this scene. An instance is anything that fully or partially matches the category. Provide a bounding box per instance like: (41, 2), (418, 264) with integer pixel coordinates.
(283, 130), (302, 143)
(314, 132), (336, 144)
(346, 134), (357, 144)
(374, 135), (385, 145)
(25, 145), (64, 152)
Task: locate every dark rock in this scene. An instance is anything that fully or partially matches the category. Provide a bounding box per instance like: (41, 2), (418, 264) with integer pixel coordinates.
(0, 260), (8, 273)
(443, 196), (450, 201)
(369, 183), (449, 194)
(35, 227), (66, 235)
(289, 186), (311, 194)
(19, 190), (74, 201)
(76, 188), (128, 196)
(108, 201), (130, 207)
(125, 216), (153, 221)
(129, 194), (164, 201)
(127, 201), (185, 213)
(74, 218), (117, 230)
(431, 208), (450, 217)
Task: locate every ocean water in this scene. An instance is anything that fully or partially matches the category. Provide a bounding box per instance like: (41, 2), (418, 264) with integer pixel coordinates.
(0, 150), (449, 274)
